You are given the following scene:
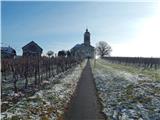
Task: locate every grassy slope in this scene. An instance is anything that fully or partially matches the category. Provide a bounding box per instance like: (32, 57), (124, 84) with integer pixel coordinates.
(94, 59), (160, 81)
(91, 59), (160, 119)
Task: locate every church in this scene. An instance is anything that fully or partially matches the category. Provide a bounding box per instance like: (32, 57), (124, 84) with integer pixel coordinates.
(71, 29), (95, 59)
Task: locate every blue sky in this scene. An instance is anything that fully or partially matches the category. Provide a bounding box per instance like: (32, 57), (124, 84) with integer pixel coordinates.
(1, 1), (160, 57)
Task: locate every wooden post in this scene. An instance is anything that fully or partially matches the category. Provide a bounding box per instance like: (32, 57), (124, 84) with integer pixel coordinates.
(94, 58), (96, 68)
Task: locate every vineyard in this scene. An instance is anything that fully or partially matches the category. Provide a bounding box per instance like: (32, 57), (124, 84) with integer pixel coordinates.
(1, 56), (83, 112)
(91, 59), (160, 120)
(103, 57), (160, 69)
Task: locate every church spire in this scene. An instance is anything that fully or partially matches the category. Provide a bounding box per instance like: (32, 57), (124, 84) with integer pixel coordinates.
(84, 28), (90, 46)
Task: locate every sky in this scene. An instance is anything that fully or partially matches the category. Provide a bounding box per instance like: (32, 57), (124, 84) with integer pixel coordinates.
(1, 1), (160, 57)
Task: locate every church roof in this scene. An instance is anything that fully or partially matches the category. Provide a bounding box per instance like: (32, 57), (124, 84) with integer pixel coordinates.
(85, 29), (90, 34)
(71, 44), (81, 50)
(74, 44), (82, 48)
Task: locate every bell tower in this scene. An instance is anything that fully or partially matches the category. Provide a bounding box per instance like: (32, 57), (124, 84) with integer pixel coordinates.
(84, 29), (90, 46)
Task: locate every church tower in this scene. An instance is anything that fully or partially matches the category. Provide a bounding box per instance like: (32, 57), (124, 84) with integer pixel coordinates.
(84, 29), (90, 46)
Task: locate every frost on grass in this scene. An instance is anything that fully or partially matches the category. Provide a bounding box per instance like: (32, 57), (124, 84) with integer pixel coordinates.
(91, 59), (160, 120)
(1, 61), (86, 120)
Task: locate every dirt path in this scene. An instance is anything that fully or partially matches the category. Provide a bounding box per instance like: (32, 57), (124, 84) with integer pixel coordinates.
(64, 60), (105, 120)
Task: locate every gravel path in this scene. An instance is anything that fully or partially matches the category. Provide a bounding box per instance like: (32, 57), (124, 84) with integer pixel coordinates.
(64, 60), (105, 120)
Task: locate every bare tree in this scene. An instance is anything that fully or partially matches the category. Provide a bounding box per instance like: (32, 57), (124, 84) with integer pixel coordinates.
(47, 51), (54, 58)
(47, 51), (54, 78)
(58, 50), (66, 57)
(96, 41), (112, 58)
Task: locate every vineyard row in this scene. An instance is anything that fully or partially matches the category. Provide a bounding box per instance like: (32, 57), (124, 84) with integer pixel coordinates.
(1, 56), (82, 93)
(103, 57), (160, 69)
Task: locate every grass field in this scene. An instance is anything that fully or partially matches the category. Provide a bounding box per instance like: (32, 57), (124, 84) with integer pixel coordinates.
(91, 58), (160, 120)
(95, 59), (160, 81)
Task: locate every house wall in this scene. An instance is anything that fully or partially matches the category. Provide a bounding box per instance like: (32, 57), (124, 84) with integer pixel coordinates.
(72, 45), (95, 59)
